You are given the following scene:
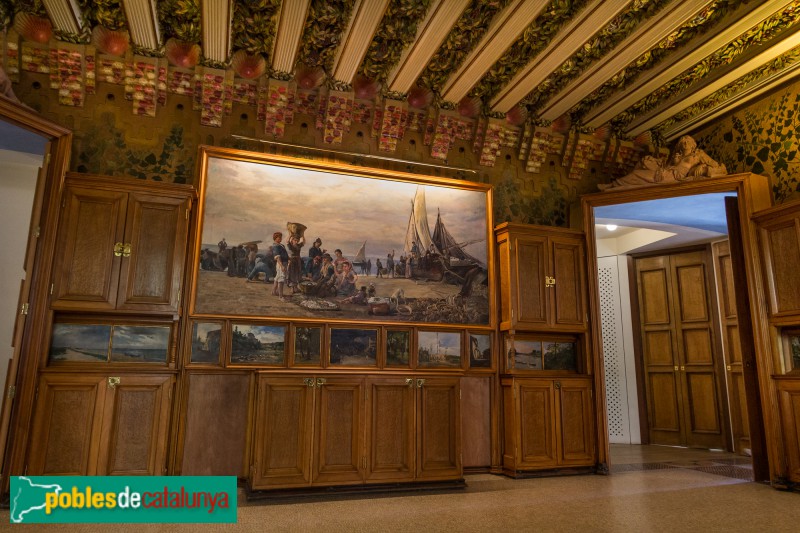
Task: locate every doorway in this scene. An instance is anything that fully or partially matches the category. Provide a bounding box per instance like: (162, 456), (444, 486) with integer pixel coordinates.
(581, 175), (773, 482)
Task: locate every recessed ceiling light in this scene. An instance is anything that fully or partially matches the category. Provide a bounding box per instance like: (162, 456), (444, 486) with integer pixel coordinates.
(606, 224), (618, 231)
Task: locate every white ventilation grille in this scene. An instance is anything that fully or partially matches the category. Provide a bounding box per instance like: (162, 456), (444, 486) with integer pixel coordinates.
(599, 263), (628, 441)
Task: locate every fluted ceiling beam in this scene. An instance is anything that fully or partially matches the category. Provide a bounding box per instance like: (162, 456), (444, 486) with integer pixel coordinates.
(202, 0), (233, 63)
(440, 0), (549, 104)
(122, 0), (161, 50)
(41, 0), (83, 35)
(331, 0), (391, 85)
(271, 0), (312, 73)
(582, 0), (797, 128)
(537, 0), (715, 122)
(386, 0), (469, 94)
(489, 0), (630, 114)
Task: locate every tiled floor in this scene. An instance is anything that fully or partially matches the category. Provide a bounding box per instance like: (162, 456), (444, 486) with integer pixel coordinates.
(609, 443), (755, 481)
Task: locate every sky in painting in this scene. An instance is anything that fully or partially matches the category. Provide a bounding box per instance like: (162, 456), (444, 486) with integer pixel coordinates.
(111, 326), (170, 348)
(201, 158), (488, 264)
(50, 324), (111, 349)
(234, 325), (285, 344)
(418, 331), (460, 354)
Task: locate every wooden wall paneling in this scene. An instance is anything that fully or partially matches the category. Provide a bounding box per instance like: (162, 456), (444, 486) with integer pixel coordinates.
(416, 377), (461, 480)
(558, 378), (594, 465)
(516, 379), (556, 468)
(179, 372), (251, 476)
(776, 379), (800, 483)
(461, 376), (491, 470)
(551, 237), (585, 327)
(760, 218), (800, 316)
(515, 236), (548, 327)
(365, 376), (415, 483)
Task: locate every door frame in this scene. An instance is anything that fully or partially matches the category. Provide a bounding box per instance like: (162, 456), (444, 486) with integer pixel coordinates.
(581, 173), (783, 483)
(0, 96), (71, 495)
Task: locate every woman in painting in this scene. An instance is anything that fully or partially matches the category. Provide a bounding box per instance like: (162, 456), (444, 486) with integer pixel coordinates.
(599, 135), (727, 190)
(286, 232), (306, 293)
(336, 261), (358, 296)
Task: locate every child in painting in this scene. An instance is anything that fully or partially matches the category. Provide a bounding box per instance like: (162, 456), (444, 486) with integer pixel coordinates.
(273, 255), (286, 300)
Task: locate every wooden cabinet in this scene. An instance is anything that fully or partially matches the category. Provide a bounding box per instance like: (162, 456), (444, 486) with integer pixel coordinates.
(28, 373), (173, 476)
(501, 377), (594, 474)
(495, 223), (587, 332)
(251, 374), (461, 491)
(51, 174), (192, 314)
(366, 376), (461, 483)
(251, 375), (365, 489)
(777, 379), (800, 483)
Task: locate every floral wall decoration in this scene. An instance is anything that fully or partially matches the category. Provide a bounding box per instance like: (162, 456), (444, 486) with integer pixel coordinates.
(416, 0), (510, 95)
(523, 0), (671, 112)
(78, 0), (127, 32)
(296, 0), (355, 74)
(358, 0), (431, 84)
(158, 0), (201, 48)
(493, 176), (569, 228)
(695, 82), (800, 203)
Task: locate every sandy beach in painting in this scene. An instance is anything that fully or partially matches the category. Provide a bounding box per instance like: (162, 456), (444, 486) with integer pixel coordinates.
(194, 270), (472, 322)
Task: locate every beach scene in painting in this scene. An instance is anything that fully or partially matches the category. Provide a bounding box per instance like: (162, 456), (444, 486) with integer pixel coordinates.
(230, 325), (286, 365)
(110, 326), (170, 363)
(49, 324), (111, 363)
(194, 158), (490, 325)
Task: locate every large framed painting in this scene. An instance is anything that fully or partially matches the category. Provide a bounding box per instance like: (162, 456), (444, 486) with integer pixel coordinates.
(191, 148), (494, 326)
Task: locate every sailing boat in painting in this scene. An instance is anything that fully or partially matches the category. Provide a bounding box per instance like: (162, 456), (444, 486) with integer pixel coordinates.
(402, 187), (485, 285)
(352, 241), (368, 273)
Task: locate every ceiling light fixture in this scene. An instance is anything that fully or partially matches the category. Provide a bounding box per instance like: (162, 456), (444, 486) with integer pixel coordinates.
(606, 224), (618, 231)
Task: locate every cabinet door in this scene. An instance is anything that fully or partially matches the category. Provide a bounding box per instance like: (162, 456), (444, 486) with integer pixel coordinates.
(52, 187), (127, 310)
(759, 217), (800, 317)
(312, 377), (365, 486)
(513, 236), (548, 327)
(777, 379), (800, 483)
(416, 377), (461, 480)
(365, 377), (415, 483)
(98, 374), (173, 476)
(557, 378), (594, 466)
(515, 379), (557, 468)
(551, 237), (586, 329)
(116, 193), (189, 312)
(28, 374), (107, 475)
(251, 376), (315, 489)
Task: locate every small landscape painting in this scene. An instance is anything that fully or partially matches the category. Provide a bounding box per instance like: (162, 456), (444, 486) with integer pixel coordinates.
(507, 338), (542, 370)
(193, 152), (492, 326)
(330, 328), (377, 366)
(386, 329), (411, 367)
(293, 326), (322, 365)
(230, 324), (286, 365)
(190, 322), (222, 364)
(48, 324), (111, 363)
(110, 325), (170, 363)
(469, 333), (492, 368)
(417, 331), (461, 368)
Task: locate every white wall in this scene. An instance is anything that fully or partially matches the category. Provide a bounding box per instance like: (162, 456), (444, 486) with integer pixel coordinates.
(0, 150), (43, 379)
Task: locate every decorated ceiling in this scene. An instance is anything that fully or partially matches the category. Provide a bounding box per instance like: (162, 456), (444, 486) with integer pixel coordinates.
(3, 0), (800, 168)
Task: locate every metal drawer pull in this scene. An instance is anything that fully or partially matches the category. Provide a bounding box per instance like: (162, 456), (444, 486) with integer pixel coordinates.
(107, 377), (120, 389)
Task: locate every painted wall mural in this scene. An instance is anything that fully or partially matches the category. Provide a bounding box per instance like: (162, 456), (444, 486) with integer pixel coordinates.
(696, 79), (800, 203)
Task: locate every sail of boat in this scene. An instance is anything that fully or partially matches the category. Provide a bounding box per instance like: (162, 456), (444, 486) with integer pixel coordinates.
(403, 187), (436, 256)
(431, 209), (483, 267)
(353, 241), (367, 264)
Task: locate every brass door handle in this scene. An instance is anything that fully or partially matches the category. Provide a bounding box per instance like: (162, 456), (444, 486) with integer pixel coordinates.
(113, 242), (124, 257)
(416, 378), (426, 388)
(674, 366), (679, 372)
(405, 378), (414, 388)
(107, 377), (120, 389)
(316, 377), (327, 387)
(554, 381), (561, 390)
(680, 365), (685, 371)
(122, 243), (132, 257)
(545, 276), (556, 288)
(303, 378), (314, 387)
(726, 365), (732, 371)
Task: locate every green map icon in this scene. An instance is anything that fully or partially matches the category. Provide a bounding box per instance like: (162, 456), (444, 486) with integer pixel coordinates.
(10, 476), (63, 523)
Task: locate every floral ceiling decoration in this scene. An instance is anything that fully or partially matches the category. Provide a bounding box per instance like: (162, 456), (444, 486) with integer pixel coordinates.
(4, 0), (800, 176)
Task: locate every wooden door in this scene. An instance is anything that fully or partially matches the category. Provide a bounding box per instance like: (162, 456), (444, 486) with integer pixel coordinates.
(713, 240), (750, 454)
(416, 377), (461, 480)
(312, 376), (364, 486)
(671, 251), (726, 449)
(759, 215), (800, 317)
(636, 255), (684, 445)
(515, 379), (557, 468)
(365, 377), (415, 483)
(512, 235), (548, 328)
(116, 193), (189, 312)
(777, 379), (800, 483)
(27, 374), (107, 475)
(98, 374), (173, 476)
(51, 187), (127, 310)
(251, 375), (314, 489)
(551, 236), (586, 329)
(557, 378), (594, 466)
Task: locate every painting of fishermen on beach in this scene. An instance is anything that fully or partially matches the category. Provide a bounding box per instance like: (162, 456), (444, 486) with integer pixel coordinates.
(192, 153), (492, 326)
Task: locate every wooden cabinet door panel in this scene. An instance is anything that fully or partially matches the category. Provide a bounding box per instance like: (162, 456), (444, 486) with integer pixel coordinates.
(516, 380), (556, 468)
(416, 378), (461, 480)
(646, 372), (683, 446)
(52, 187), (126, 309)
(365, 377), (415, 483)
(761, 219), (800, 315)
(551, 238), (585, 328)
(514, 237), (548, 327)
(312, 377), (364, 485)
(558, 379), (594, 465)
(777, 380), (800, 483)
(251, 376), (314, 489)
(100, 375), (173, 476)
(28, 375), (106, 475)
(116, 193), (188, 312)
